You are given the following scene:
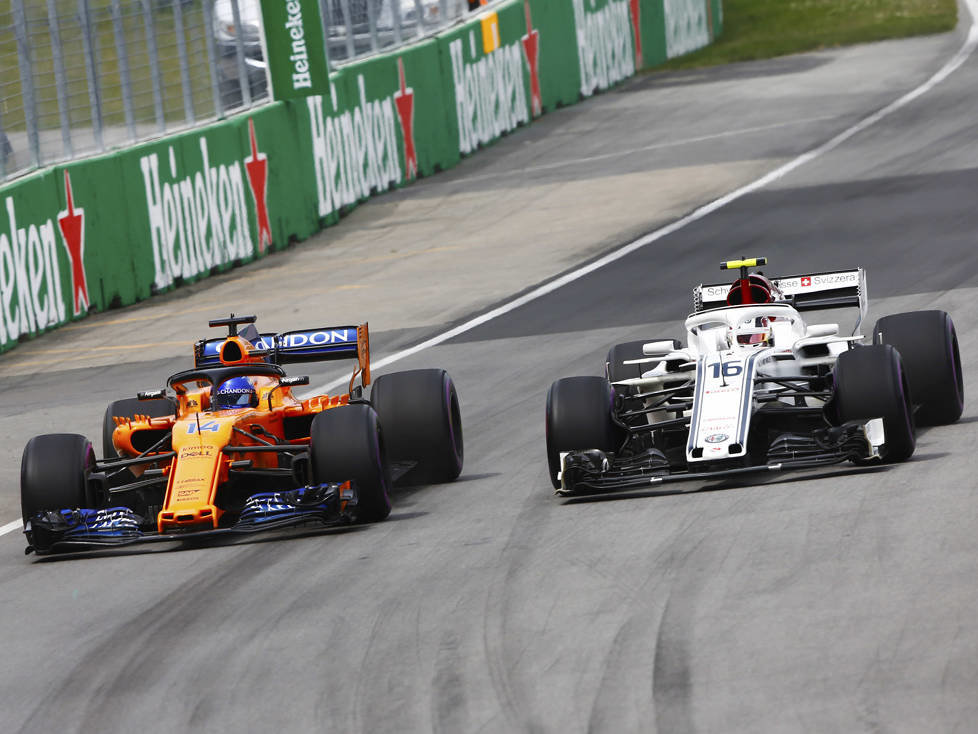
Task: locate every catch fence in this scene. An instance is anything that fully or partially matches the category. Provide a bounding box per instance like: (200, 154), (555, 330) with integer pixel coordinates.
(0, 0), (478, 181)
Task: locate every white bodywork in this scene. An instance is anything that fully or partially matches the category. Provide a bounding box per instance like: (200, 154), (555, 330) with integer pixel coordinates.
(612, 269), (874, 465)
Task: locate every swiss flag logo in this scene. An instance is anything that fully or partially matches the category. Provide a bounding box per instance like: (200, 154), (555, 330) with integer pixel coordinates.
(801, 276), (812, 287)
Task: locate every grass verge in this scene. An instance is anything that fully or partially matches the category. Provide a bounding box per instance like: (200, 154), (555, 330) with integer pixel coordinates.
(658, 0), (959, 71)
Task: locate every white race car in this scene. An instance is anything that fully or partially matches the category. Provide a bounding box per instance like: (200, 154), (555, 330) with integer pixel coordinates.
(546, 258), (964, 495)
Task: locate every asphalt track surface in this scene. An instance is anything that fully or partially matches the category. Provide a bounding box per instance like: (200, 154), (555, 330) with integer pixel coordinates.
(2, 8), (978, 732)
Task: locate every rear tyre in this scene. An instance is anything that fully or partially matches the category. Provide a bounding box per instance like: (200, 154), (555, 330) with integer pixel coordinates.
(872, 310), (963, 425)
(833, 344), (915, 462)
(546, 376), (622, 489)
(606, 339), (681, 383)
(370, 369), (463, 484)
(310, 404), (392, 523)
(102, 396), (176, 459)
(21, 434), (95, 524)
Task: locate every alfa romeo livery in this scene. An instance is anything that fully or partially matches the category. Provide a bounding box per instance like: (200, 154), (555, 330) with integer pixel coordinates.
(546, 258), (964, 496)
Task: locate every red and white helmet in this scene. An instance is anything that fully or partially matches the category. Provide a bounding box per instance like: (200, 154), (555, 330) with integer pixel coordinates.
(726, 274), (783, 306)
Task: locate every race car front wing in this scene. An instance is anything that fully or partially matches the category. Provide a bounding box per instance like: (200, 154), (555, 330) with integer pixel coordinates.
(557, 420), (884, 496)
(23, 483), (358, 555)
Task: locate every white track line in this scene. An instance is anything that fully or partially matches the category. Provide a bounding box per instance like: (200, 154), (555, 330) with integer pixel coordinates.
(3, 4), (976, 540)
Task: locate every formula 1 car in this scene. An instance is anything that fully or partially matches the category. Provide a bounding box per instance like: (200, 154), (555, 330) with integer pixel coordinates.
(21, 315), (463, 554)
(546, 258), (964, 495)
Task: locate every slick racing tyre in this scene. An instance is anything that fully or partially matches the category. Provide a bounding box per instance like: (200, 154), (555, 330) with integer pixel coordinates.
(102, 396), (177, 459)
(832, 344), (915, 462)
(21, 433), (95, 524)
(606, 339), (682, 383)
(872, 310), (963, 425)
(310, 404), (392, 523)
(370, 369), (463, 485)
(546, 376), (623, 489)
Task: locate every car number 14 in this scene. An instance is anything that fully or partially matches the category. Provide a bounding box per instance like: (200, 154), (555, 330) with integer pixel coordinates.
(187, 421), (220, 434)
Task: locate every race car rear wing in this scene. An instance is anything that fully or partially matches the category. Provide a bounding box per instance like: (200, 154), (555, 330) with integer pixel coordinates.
(195, 324), (370, 379)
(693, 268), (867, 321)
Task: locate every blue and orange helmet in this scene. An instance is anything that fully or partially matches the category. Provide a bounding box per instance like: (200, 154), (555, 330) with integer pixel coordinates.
(212, 376), (258, 410)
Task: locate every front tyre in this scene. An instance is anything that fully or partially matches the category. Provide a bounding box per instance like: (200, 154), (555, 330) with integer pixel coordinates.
(370, 369), (463, 485)
(21, 434), (95, 525)
(872, 310), (963, 425)
(546, 376), (622, 489)
(832, 345), (915, 462)
(310, 405), (392, 523)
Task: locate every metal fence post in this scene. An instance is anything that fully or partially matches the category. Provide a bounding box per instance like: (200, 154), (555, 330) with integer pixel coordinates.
(439, 0), (450, 30)
(366, 0), (380, 53)
(339, 0), (357, 59)
(390, 0), (403, 45)
(319, 0), (336, 67)
(412, 0), (425, 38)
(12, 0), (41, 168)
(110, 0), (137, 142)
(0, 108), (7, 179)
(47, 0), (74, 158)
(78, 0), (105, 151)
(173, 0), (195, 124)
(229, 0), (252, 107)
(141, 0), (166, 134)
(202, 0), (225, 117)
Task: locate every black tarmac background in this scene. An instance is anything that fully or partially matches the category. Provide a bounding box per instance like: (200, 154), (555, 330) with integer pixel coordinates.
(1, 13), (978, 733)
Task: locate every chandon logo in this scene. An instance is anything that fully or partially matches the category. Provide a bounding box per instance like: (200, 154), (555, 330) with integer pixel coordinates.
(254, 329), (354, 349)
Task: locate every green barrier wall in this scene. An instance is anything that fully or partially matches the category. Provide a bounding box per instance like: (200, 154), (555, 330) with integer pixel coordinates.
(0, 0), (721, 354)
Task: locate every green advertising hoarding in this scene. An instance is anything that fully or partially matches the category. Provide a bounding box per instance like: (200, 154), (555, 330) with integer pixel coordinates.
(122, 106), (302, 294)
(294, 39), (462, 223)
(260, 0), (331, 100)
(0, 0), (722, 354)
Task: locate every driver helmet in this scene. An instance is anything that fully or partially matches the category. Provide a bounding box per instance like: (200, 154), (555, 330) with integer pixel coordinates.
(728, 316), (773, 348)
(726, 273), (783, 306)
(212, 376), (258, 410)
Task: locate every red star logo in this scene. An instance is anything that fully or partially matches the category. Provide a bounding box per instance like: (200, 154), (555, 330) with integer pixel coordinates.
(57, 171), (89, 316)
(628, 0), (643, 68)
(394, 58), (418, 181)
(801, 277), (812, 287)
(244, 118), (272, 253)
(521, 2), (542, 118)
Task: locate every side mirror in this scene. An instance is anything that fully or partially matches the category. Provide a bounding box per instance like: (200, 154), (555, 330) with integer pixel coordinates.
(805, 324), (839, 338)
(137, 389), (167, 400)
(642, 340), (678, 357)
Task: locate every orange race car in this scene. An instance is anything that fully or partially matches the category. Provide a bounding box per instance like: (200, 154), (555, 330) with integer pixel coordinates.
(20, 315), (463, 554)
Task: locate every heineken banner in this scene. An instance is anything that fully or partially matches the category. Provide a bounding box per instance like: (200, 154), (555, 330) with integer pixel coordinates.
(259, 0), (331, 100)
(0, 0), (722, 354)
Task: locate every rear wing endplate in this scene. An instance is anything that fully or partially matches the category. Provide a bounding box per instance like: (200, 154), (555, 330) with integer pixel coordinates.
(694, 268), (867, 321)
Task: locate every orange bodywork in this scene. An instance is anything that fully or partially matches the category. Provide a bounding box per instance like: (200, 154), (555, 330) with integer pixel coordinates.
(109, 323), (370, 533)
